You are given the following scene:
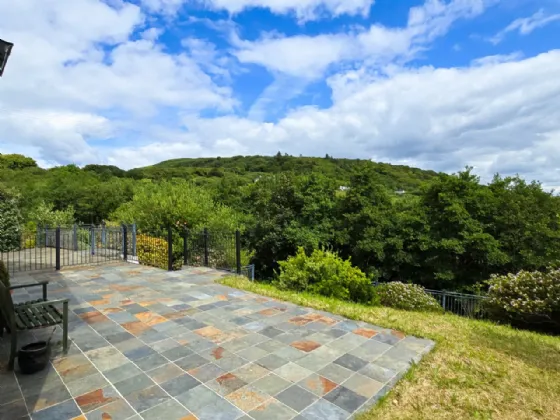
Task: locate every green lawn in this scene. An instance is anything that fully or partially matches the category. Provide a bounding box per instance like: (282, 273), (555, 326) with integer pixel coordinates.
(219, 277), (560, 420)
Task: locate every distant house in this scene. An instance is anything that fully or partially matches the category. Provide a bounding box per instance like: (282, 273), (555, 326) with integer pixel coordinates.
(339, 186), (350, 191)
(395, 189), (406, 195)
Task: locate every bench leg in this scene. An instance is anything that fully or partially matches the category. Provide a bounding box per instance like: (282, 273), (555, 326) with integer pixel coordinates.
(62, 302), (68, 353)
(9, 331), (17, 371)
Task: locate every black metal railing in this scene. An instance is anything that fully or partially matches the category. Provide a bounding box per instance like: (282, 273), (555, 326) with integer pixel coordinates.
(424, 289), (487, 318)
(0, 224), (133, 274)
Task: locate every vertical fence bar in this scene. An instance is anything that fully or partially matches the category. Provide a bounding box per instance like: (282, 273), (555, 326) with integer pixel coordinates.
(183, 229), (189, 266)
(235, 230), (242, 275)
(203, 228), (209, 267)
(132, 223), (137, 257)
(102, 223), (106, 248)
(55, 227), (61, 270)
(167, 226), (173, 271)
(73, 224), (78, 251)
(123, 225), (128, 262)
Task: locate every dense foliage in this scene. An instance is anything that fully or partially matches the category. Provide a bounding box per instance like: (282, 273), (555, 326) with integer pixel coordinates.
(0, 184), (22, 252)
(486, 268), (560, 332)
(375, 282), (443, 312)
(1, 154), (559, 295)
(275, 248), (374, 303)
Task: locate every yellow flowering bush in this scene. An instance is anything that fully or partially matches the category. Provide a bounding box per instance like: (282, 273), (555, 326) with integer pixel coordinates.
(486, 268), (560, 331)
(137, 234), (182, 271)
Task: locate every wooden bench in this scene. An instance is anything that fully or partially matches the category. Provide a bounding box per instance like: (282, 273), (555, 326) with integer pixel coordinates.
(0, 280), (69, 370)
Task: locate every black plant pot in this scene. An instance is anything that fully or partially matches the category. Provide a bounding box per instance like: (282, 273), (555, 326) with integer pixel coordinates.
(18, 341), (51, 374)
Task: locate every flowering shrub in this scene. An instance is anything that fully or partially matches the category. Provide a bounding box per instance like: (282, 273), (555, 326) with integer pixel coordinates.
(485, 268), (560, 331)
(275, 247), (374, 303)
(137, 234), (182, 271)
(376, 282), (443, 312)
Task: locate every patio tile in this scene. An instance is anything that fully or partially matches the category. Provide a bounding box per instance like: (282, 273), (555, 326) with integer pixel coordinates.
(160, 373), (200, 397)
(353, 328), (378, 339)
(0, 399), (27, 419)
(175, 385), (220, 412)
(149, 338), (180, 353)
(342, 373), (384, 399)
(298, 373), (338, 397)
(373, 354), (412, 372)
(124, 384), (170, 413)
(188, 362), (226, 382)
(251, 373), (291, 396)
(318, 363), (355, 384)
(324, 386), (367, 413)
(295, 353), (333, 372)
(103, 362), (143, 383)
(255, 354), (289, 371)
(85, 399), (136, 420)
(226, 385), (271, 412)
(274, 362), (313, 383)
(65, 373), (110, 397)
(300, 398), (350, 420)
(213, 354), (250, 371)
(25, 384), (71, 413)
(113, 373), (155, 396)
(146, 363), (185, 384)
(135, 353), (168, 371)
(175, 353), (209, 371)
(273, 346), (306, 362)
(236, 346), (270, 361)
(141, 399), (192, 420)
(207, 373), (248, 396)
(123, 345), (156, 361)
(276, 384), (318, 412)
(232, 363), (270, 384)
(31, 399), (81, 420)
(121, 321), (152, 336)
(248, 399), (297, 420)
(333, 354), (368, 372)
(161, 345), (193, 361)
(86, 347), (128, 371)
(358, 363), (397, 383)
(349, 340), (392, 362)
(75, 386), (120, 413)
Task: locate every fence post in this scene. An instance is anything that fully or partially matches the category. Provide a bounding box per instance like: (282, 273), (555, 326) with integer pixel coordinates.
(442, 293), (447, 312)
(122, 225), (128, 262)
(45, 224), (49, 247)
(235, 230), (242, 275)
(203, 228), (209, 267)
(132, 223), (137, 256)
(101, 222), (106, 247)
(55, 227), (61, 270)
(183, 229), (189, 266)
(167, 226), (173, 271)
(90, 226), (95, 255)
(73, 224), (78, 251)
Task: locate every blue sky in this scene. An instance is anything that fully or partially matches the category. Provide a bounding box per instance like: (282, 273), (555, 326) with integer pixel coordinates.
(0, 0), (559, 188)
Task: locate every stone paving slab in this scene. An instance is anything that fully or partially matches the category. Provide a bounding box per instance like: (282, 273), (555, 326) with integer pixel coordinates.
(0, 263), (434, 420)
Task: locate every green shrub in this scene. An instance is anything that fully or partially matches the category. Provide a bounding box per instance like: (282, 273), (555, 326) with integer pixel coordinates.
(0, 184), (22, 252)
(23, 238), (36, 249)
(376, 282), (443, 312)
(0, 260), (9, 288)
(136, 234), (182, 271)
(485, 268), (560, 332)
(275, 247), (374, 303)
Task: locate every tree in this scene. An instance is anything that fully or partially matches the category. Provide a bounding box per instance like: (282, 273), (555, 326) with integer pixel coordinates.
(0, 183), (22, 252)
(0, 154), (37, 170)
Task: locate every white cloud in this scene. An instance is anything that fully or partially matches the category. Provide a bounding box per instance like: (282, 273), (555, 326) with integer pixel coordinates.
(0, 0), (234, 161)
(470, 51), (524, 66)
(234, 0), (491, 79)
(491, 9), (560, 44)
(100, 51), (560, 190)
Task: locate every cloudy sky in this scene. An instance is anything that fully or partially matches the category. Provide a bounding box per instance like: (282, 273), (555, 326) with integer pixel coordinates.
(0, 0), (559, 188)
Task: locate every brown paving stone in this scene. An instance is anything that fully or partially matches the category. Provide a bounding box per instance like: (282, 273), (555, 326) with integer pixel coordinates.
(101, 307), (123, 314)
(89, 298), (111, 306)
(317, 316), (337, 326)
(353, 328), (378, 339)
(71, 415), (87, 420)
(299, 374), (338, 396)
(291, 340), (321, 353)
(226, 385), (270, 412)
(254, 297), (269, 303)
(75, 387), (120, 413)
(121, 321), (152, 335)
(304, 313), (324, 321)
(258, 308), (279, 316)
(194, 325), (222, 339)
(211, 347), (226, 360)
(135, 312), (168, 326)
(79, 311), (107, 324)
(288, 316), (312, 326)
(391, 329), (406, 339)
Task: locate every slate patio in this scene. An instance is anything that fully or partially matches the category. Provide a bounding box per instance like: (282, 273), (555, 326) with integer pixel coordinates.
(0, 263), (434, 420)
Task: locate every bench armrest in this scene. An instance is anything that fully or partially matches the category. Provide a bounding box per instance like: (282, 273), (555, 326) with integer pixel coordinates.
(9, 281), (49, 300)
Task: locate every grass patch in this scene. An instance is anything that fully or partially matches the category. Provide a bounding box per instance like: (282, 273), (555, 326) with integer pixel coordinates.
(219, 276), (560, 420)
